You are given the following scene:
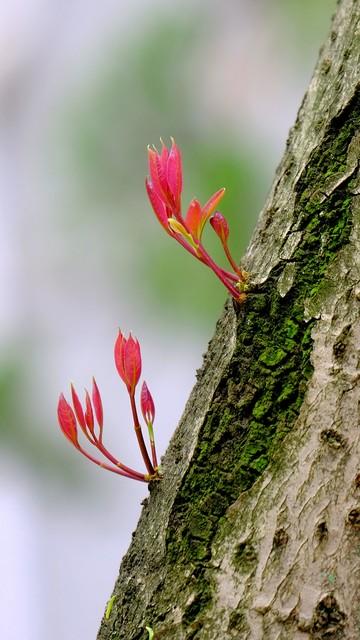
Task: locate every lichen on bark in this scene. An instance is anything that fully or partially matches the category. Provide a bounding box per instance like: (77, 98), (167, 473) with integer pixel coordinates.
(98, 2), (360, 638)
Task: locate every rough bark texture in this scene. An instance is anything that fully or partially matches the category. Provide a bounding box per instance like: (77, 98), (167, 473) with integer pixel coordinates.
(98, 2), (360, 638)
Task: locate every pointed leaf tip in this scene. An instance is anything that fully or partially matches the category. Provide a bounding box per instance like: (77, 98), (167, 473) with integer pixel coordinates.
(92, 377), (103, 429)
(71, 384), (86, 430)
(196, 187), (226, 239)
(185, 199), (202, 239)
(167, 138), (182, 209)
(84, 389), (95, 433)
(145, 177), (169, 230)
(114, 330), (142, 394)
(57, 393), (78, 447)
(141, 381), (155, 425)
(210, 210), (229, 244)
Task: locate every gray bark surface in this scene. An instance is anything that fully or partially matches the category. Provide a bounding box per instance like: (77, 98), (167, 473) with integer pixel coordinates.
(98, 1), (360, 638)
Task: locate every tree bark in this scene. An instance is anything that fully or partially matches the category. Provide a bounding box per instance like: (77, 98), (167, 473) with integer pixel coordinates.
(98, 1), (360, 638)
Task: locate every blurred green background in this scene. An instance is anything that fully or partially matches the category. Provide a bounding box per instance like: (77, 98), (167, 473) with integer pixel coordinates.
(0, 1), (336, 638)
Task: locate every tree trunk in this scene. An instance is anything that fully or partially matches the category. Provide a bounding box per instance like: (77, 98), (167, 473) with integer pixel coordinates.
(97, 1), (360, 638)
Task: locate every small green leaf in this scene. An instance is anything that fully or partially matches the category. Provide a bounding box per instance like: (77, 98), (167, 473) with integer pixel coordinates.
(105, 595), (116, 620)
(146, 626), (154, 639)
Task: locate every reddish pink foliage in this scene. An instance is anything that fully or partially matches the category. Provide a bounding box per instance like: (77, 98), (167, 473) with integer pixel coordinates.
(140, 381), (155, 426)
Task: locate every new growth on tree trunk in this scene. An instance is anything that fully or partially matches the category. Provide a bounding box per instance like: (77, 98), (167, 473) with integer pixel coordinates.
(98, 1), (360, 638)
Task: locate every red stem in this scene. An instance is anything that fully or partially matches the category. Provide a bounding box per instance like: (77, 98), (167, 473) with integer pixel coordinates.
(218, 266), (238, 282)
(223, 243), (246, 281)
(95, 441), (146, 481)
(173, 233), (240, 290)
(196, 243), (241, 298)
(78, 445), (147, 482)
(150, 441), (158, 469)
(147, 422), (158, 469)
(129, 394), (154, 476)
(173, 232), (199, 259)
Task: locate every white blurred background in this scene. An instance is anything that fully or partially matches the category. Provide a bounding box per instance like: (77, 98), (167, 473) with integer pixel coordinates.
(0, 1), (336, 638)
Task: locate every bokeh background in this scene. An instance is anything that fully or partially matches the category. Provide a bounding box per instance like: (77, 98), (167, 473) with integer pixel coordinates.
(0, 1), (337, 638)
